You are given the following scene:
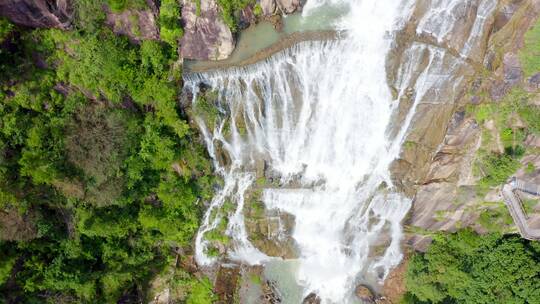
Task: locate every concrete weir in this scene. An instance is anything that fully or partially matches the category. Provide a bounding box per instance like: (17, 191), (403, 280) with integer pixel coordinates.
(183, 30), (342, 73)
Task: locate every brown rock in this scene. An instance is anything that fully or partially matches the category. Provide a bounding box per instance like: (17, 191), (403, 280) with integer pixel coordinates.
(302, 292), (321, 304)
(214, 265), (241, 303)
(0, 207), (38, 241)
(239, 5), (256, 29)
(382, 256), (408, 303)
(276, 0), (300, 14)
(355, 285), (375, 303)
(0, 0), (72, 29)
(261, 0), (276, 16)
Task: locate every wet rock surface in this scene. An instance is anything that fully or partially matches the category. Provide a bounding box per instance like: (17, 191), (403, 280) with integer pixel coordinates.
(355, 285), (375, 303)
(244, 190), (298, 258)
(0, 0), (72, 29)
(302, 292), (321, 304)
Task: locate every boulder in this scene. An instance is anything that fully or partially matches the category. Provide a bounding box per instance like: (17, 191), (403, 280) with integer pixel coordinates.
(528, 73), (540, 90)
(276, 0), (300, 14)
(260, 0), (276, 16)
(302, 292), (321, 304)
(355, 285), (375, 303)
(0, 0), (72, 29)
(180, 0), (235, 60)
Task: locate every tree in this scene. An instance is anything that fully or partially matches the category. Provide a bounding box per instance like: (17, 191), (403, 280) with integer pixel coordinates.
(405, 229), (540, 304)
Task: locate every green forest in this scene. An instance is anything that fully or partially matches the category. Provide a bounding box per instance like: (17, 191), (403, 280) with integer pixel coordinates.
(404, 230), (540, 304)
(0, 0), (230, 302)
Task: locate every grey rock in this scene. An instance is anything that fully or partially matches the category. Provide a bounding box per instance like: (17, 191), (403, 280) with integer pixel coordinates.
(528, 73), (540, 90)
(260, 0), (276, 16)
(276, 0), (300, 14)
(180, 0), (235, 60)
(0, 0), (72, 29)
(503, 53), (522, 86)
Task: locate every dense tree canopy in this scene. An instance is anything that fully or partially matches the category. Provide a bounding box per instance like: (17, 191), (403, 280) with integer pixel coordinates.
(0, 4), (216, 303)
(404, 230), (540, 304)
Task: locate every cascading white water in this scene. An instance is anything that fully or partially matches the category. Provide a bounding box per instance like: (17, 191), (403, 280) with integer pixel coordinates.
(186, 1), (414, 302)
(183, 0), (494, 302)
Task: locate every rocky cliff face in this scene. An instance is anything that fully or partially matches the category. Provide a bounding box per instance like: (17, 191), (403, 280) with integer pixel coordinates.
(387, 0), (540, 251)
(0, 0), (72, 29)
(105, 6), (159, 43)
(180, 0), (235, 61)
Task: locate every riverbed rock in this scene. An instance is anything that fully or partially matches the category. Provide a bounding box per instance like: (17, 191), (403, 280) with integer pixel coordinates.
(355, 285), (375, 303)
(0, 0), (72, 29)
(261, 0), (276, 16)
(180, 0), (235, 60)
(214, 264), (241, 303)
(276, 0), (301, 14)
(302, 293), (321, 304)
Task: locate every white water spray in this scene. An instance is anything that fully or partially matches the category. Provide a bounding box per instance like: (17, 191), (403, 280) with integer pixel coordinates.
(184, 0), (495, 302)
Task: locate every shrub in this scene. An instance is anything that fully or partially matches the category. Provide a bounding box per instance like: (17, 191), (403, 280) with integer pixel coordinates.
(159, 0), (183, 47)
(0, 17), (14, 43)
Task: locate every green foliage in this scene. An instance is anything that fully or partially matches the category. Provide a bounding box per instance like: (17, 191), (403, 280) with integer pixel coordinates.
(73, 0), (107, 32)
(253, 3), (263, 17)
(193, 90), (221, 130)
(186, 278), (218, 304)
(405, 230), (540, 304)
(0, 245), (16, 286)
(477, 152), (520, 188)
(0, 10), (215, 303)
(518, 105), (540, 135)
(216, 0), (255, 32)
(520, 17), (540, 77)
(159, 0), (184, 47)
(108, 0), (148, 12)
(477, 203), (513, 233)
(0, 17), (14, 43)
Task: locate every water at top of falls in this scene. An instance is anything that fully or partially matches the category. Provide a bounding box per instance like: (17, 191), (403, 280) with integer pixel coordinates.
(182, 0), (478, 302)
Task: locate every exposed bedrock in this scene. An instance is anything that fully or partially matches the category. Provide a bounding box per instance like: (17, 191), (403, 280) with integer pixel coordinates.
(180, 0), (235, 60)
(0, 0), (72, 29)
(105, 5), (159, 43)
(387, 0), (540, 250)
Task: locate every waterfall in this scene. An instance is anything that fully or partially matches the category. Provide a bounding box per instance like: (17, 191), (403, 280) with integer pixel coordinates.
(183, 0), (495, 302)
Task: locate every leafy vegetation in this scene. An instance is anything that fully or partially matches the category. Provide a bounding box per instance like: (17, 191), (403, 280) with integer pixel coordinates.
(404, 230), (540, 304)
(159, 0), (184, 48)
(0, 4), (217, 302)
(217, 0), (255, 32)
(107, 0), (148, 12)
(0, 17), (13, 43)
(520, 17), (540, 77)
(470, 88), (536, 192)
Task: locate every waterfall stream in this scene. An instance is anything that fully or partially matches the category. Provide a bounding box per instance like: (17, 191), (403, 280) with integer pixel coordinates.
(184, 0), (497, 302)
